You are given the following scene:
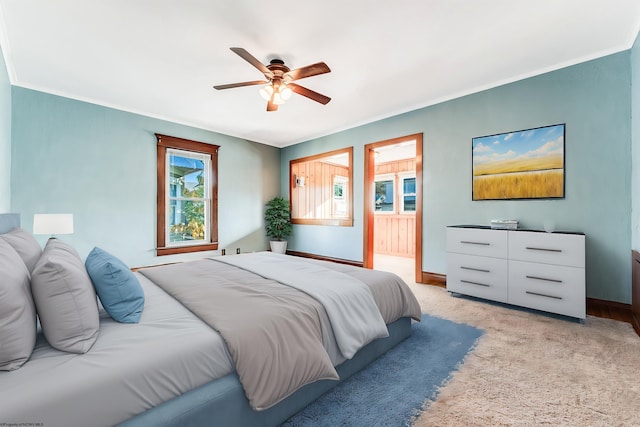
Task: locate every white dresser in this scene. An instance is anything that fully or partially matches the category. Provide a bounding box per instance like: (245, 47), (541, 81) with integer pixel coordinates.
(446, 226), (585, 319)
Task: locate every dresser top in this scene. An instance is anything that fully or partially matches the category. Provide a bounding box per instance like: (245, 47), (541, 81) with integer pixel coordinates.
(447, 225), (584, 236)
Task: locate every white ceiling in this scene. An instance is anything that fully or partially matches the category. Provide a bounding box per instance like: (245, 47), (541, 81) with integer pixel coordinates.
(1, 1), (639, 148)
(375, 140), (416, 164)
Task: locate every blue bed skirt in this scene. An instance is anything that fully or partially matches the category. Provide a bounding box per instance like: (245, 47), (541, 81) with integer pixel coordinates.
(118, 317), (412, 427)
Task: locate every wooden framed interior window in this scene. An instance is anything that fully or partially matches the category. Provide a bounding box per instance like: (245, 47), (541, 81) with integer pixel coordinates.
(156, 134), (219, 256)
(290, 147), (353, 226)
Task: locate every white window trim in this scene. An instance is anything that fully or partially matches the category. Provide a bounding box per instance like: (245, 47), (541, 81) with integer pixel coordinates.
(165, 148), (212, 247)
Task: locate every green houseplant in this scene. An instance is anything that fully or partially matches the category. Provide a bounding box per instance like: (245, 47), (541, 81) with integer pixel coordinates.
(264, 196), (293, 253)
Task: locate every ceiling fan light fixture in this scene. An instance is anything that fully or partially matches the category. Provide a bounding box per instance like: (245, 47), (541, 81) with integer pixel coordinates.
(259, 85), (273, 100)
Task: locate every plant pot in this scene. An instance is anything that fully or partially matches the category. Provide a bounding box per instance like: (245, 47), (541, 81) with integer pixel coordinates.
(270, 241), (287, 254)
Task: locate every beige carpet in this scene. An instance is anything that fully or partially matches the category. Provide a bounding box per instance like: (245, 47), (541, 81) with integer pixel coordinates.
(407, 283), (640, 427)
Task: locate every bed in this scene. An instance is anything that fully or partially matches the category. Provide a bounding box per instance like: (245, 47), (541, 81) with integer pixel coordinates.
(0, 213), (421, 427)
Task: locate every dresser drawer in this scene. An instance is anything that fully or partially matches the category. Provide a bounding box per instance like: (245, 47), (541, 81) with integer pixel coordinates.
(508, 260), (586, 319)
(508, 231), (584, 268)
(447, 227), (507, 258)
(447, 253), (508, 302)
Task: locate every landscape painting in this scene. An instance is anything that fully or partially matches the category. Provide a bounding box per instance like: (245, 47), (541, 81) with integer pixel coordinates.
(472, 124), (565, 200)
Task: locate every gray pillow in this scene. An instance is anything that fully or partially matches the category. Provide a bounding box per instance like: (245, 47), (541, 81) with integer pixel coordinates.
(0, 227), (42, 273)
(0, 239), (37, 370)
(31, 238), (99, 353)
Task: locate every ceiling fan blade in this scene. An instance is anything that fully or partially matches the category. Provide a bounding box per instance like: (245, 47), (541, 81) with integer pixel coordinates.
(230, 47), (273, 79)
(288, 83), (331, 105)
(266, 100), (278, 112)
(213, 80), (268, 90)
(285, 62), (331, 81)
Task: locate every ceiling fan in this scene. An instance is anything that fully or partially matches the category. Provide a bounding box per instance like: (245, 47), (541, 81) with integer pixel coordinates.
(213, 47), (331, 112)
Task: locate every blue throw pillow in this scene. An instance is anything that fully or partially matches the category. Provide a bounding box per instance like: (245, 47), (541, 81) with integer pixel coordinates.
(85, 247), (144, 323)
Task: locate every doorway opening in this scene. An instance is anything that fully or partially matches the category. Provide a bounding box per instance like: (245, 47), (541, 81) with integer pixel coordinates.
(363, 134), (423, 284)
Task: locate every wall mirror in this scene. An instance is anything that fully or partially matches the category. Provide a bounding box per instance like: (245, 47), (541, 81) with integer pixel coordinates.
(290, 147), (353, 226)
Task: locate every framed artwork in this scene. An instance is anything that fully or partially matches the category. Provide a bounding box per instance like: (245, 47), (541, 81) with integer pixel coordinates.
(472, 123), (565, 200)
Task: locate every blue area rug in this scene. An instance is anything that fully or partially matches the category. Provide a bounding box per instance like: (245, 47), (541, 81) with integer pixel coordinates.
(281, 314), (483, 426)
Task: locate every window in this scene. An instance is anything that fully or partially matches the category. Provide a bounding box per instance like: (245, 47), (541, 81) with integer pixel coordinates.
(332, 175), (348, 218)
(399, 173), (416, 212)
(374, 174), (395, 212)
(374, 172), (416, 214)
(156, 134), (219, 256)
(290, 147), (353, 226)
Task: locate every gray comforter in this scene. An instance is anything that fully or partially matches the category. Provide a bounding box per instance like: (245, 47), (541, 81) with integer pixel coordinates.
(139, 252), (421, 411)
(216, 252), (389, 359)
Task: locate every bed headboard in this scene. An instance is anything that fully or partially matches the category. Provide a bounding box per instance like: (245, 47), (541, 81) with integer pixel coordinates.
(0, 213), (20, 234)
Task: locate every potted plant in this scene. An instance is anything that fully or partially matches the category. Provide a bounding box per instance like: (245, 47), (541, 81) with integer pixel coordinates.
(264, 196), (293, 254)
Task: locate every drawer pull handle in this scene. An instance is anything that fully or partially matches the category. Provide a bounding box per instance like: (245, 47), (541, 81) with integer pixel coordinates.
(460, 279), (490, 287)
(526, 275), (562, 283)
(526, 290), (562, 300)
(525, 246), (562, 253)
(461, 266), (490, 273)
(461, 240), (490, 246)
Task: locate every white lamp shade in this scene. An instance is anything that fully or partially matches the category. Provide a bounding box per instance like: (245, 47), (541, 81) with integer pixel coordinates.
(279, 85), (292, 101)
(259, 85), (274, 100)
(33, 214), (74, 235)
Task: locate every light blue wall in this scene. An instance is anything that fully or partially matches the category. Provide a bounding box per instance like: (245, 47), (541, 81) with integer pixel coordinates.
(11, 88), (280, 267)
(282, 52), (632, 303)
(0, 46), (11, 212)
(632, 32), (640, 251)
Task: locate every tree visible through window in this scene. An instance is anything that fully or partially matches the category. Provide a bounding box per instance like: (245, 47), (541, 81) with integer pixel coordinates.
(156, 134), (219, 256)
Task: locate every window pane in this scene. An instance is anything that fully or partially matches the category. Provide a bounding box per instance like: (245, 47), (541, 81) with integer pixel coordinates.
(403, 177), (416, 194)
(403, 195), (416, 212)
(375, 180), (394, 212)
(333, 183), (344, 198)
(169, 199), (206, 243)
(169, 154), (205, 198)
